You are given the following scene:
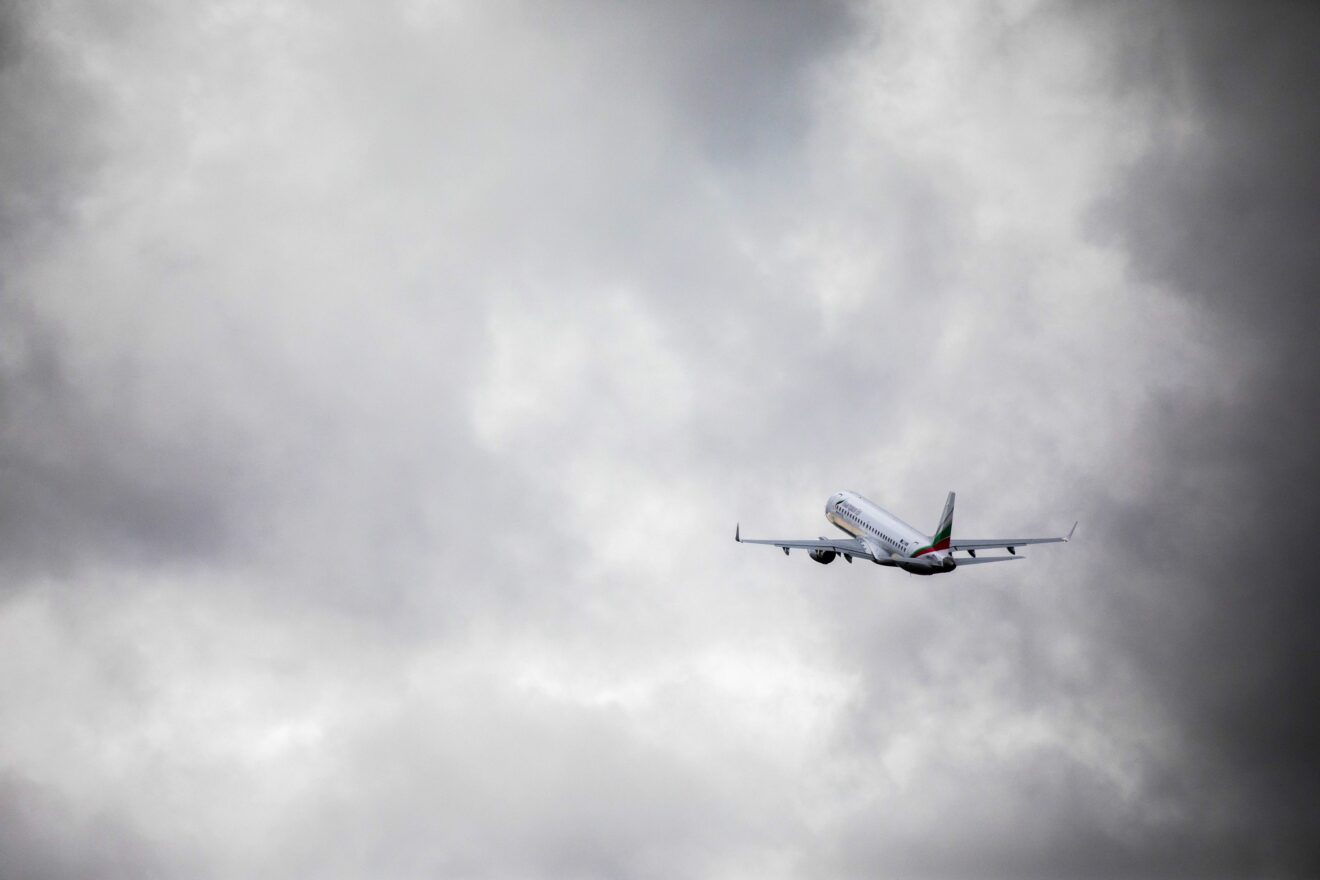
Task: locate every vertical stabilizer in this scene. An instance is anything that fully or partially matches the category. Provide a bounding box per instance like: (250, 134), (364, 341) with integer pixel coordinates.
(932, 491), (955, 551)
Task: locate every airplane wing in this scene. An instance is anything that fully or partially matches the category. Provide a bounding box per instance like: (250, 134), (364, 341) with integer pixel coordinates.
(951, 555), (1024, 565)
(949, 522), (1077, 553)
(734, 525), (868, 557)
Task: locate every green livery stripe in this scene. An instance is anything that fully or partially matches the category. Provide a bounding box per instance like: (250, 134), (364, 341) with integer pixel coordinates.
(915, 526), (952, 557)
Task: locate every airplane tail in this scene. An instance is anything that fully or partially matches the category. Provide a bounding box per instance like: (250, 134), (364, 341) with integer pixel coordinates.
(932, 491), (955, 551)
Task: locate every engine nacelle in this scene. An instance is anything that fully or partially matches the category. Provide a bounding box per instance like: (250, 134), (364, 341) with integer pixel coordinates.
(809, 548), (837, 565)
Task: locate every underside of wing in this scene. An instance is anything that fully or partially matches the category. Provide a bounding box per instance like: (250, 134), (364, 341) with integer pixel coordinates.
(951, 555), (1024, 565)
(949, 522), (1077, 553)
(735, 525), (867, 557)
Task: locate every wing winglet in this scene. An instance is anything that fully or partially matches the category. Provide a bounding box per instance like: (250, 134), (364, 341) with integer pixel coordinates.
(1065, 521), (1077, 542)
(735, 523), (741, 543)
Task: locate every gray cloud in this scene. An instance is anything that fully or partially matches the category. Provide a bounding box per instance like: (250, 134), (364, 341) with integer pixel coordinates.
(1, 1), (1316, 878)
(0, 772), (174, 880)
(0, 4), (238, 580)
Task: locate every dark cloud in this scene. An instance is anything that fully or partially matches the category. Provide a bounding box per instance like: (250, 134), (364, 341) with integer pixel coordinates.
(0, 4), (239, 580)
(0, 773), (173, 879)
(635, 0), (853, 164)
(1085, 1), (1320, 874)
(0, 1), (99, 243)
(0, 317), (237, 578)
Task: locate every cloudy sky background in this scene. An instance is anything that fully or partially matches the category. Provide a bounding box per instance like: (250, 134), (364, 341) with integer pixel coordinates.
(2, 1), (1317, 877)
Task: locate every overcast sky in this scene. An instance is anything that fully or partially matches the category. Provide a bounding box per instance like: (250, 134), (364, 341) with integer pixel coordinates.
(2, 1), (1317, 878)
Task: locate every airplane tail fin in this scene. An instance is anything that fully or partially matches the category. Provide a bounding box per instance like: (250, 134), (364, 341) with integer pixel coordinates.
(932, 491), (955, 551)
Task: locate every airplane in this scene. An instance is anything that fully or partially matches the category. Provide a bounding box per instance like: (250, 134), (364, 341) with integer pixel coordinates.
(736, 490), (1075, 575)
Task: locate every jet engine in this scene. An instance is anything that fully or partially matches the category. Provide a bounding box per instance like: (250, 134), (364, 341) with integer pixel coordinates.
(809, 548), (837, 565)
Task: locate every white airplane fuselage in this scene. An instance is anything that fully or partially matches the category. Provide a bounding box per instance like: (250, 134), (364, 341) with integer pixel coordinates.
(825, 491), (955, 575)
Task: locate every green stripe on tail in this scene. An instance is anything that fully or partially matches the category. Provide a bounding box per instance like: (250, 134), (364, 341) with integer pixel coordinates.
(932, 491), (955, 552)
